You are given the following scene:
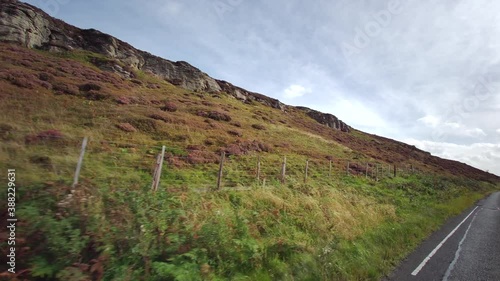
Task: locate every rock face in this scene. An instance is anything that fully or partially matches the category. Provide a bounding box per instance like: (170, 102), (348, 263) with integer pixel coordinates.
(0, 0), (349, 132)
(0, 0), (51, 48)
(297, 107), (351, 133)
(216, 80), (285, 110)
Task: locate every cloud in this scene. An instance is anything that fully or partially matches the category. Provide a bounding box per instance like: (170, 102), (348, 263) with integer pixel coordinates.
(464, 128), (487, 138)
(418, 115), (440, 128)
(405, 139), (500, 175)
(418, 115), (487, 140)
(314, 98), (390, 133)
(282, 84), (311, 99)
(496, 129), (500, 134)
(159, 1), (183, 16)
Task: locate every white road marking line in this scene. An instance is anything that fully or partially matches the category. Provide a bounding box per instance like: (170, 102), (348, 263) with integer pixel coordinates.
(442, 209), (480, 281)
(411, 206), (479, 276)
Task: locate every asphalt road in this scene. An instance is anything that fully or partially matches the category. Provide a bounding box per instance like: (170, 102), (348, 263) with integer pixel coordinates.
(384, 192), (500, 281)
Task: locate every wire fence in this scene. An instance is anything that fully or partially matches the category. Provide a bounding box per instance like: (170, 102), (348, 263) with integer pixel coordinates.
(1, 129), (424, 194)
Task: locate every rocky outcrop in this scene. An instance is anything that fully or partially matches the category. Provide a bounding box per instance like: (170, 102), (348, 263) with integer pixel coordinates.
(141, 53), (222, 93)
(297, 107), (351, 133)
(0, 0), (222, 93)
(0, 0), (51, 48)
(216, 80), (285, 110)
(0, 0), (348, 132)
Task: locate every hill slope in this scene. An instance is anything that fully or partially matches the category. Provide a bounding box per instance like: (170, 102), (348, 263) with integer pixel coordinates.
(0, 1), (499, 280)
(0, 0), (496, 182)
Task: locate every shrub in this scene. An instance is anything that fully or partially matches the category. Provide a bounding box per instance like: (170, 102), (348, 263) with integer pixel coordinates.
(29, 156), (53, 169)
(227, 130), (243, 137)
(0, 123), (15, 140)
(126, 118), (160, 134)
(53, 83), (79, 96)
(25, 130), (65, 145)
(130, 79), (143, 85)
(79, 83), (102, 92)
(38, 72), (54, 82)
(197, 111), (231, 122)
(149, 113), (173, 123)
(115, 96), (132, 105)
(83, 90), (109, 101)
(252, 124), (266, 130)
(39, 81), (52, 89)
(0, 70), (38, 89)
(116, 123), (137, 133)
(224, 144), (245, 156)
(172, 134), (189, 142)
(161, 102), (178, 112)
(11, 77), (36, 88)
(115, 96), (150, 105)
(146, 83), (161, 89)
(223, 140), (271, 155)
(186, 150), (219, 164)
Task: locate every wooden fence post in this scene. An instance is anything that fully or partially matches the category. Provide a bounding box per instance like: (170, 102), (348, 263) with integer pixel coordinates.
(72, 137), (88, 189)
(151, 154), (161, 190)
(216, 151), (225, 190)
(329, 160), (333, 178)
(151, 145), (166, 192)
(305, 159), (309, 184)
(281, 156), (287, 184)
(394, 164), (397, 177)
(346, 161), (350, 176)
(257, 155), (261, 183)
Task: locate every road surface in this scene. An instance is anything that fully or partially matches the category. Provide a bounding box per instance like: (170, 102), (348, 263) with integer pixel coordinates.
(385, 191), (500, 281)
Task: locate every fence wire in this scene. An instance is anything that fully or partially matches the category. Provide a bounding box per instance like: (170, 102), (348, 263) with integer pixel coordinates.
(2, 132), (422, 192)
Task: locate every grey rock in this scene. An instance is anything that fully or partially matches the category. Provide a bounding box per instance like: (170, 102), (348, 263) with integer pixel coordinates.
(297, 107), (351, 133)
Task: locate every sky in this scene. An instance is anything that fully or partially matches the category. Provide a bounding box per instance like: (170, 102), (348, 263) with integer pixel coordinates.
(24, 0), (500, 175)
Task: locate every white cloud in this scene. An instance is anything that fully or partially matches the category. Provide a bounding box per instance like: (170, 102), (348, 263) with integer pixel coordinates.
(159, 2), (183, 16)
(315, 98), (390, 134)
(464, 128), (487, 138)
(418, 115), (440, 128)
(283, 84), (311, 99)
(443, 122), (461, 129)
(496, 129), (500, 134)
(405, 139), (500, 175)
(418, 116), (487, 140)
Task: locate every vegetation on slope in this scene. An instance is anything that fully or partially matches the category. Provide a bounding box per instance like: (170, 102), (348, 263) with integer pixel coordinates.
(0, 43), (498, 281)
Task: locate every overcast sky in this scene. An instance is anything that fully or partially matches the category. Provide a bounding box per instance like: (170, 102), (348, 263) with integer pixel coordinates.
(24, 0), (500, 175)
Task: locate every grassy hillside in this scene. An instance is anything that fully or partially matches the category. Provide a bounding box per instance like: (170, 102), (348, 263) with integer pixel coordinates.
(0, 43), (498, 281)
